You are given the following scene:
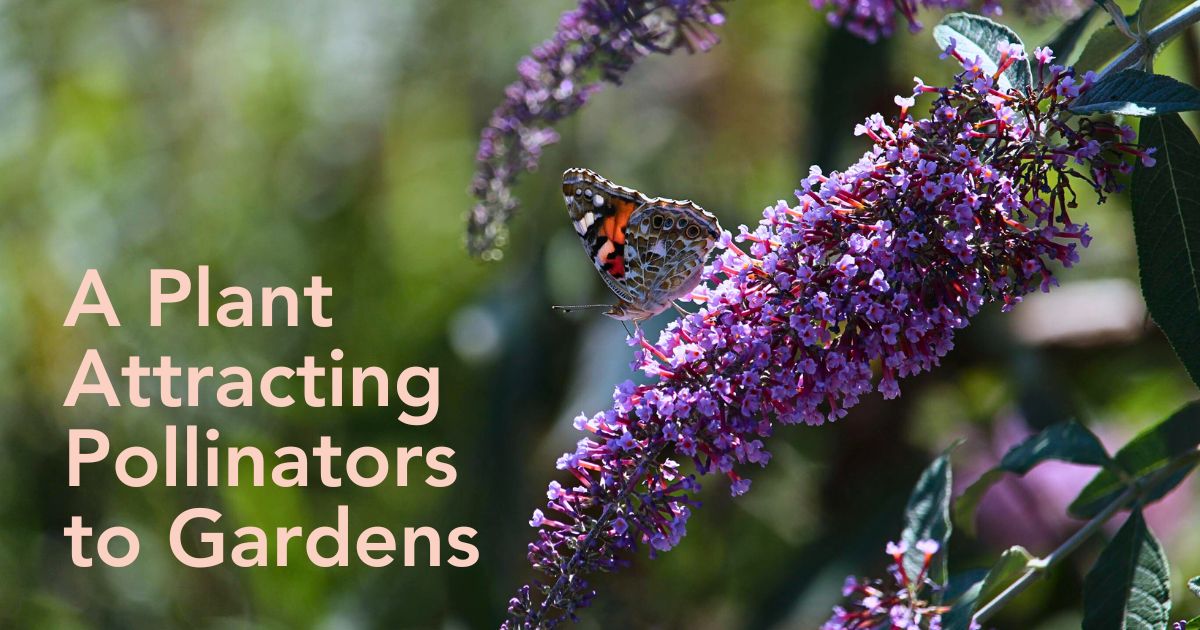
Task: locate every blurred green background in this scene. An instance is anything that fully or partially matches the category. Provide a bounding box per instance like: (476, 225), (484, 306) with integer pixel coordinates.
(1, 0), (1198, 628)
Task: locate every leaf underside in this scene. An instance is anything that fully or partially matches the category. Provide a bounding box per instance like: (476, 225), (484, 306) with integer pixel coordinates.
(933, 13), (1031, 93)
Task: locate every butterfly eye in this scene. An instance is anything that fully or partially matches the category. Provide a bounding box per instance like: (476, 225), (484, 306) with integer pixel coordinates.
(651, 215), (664, 229)
(685, 225), (701, 239)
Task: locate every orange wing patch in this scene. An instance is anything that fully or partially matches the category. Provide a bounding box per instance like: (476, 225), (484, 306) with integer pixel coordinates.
(597, 197), (636, 278)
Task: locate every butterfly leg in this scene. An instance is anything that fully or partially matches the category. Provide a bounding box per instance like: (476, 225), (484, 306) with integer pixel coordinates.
(621, 320), (634, 337)
(672, 301), (689, 317)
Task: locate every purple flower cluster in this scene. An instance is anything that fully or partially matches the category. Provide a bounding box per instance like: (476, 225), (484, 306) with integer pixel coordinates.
(468, 0), (727, 257)
(503, 44), (1150, 628)
(812, 0), (1079, 42)
(824, 540), (960, 629)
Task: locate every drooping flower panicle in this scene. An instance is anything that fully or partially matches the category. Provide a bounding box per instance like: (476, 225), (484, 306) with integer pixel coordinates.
(503, 44), (1149, 629)
(469, 0), (728, 258)
(812, 0), (1080, 43)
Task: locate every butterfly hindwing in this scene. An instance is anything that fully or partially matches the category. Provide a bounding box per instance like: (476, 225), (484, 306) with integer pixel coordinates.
(626, 200), (720, 304)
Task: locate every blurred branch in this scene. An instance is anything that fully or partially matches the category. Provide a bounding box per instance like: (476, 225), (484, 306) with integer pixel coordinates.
(1100, 0), (1200, 77)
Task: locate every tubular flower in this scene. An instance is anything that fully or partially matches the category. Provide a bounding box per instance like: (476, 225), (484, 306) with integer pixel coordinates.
(823, 540), (965, 630)
(502, 44), (1149, 629)
(468, 0), (728, 258)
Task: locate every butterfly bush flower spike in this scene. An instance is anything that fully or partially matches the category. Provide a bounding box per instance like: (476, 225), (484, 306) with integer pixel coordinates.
(503, 44), (1148, 628)
(469, 0), (727, 257)
(813, 0), (1079, 42)
(823, 539), (968, 629)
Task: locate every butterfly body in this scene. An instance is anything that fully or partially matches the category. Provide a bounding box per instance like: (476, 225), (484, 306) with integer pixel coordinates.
(561, 168), (720, 324)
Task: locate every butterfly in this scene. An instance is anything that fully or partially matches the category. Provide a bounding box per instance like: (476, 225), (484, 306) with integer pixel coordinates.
(556, 168), (721, 329)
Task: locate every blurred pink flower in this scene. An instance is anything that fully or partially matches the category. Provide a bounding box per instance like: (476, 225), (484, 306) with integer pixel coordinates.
(956, 413), (1193, 555)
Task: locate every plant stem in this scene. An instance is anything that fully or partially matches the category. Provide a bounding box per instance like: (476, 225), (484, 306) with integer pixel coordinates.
(972, 452), (1199, 625)
(1100, 0), (1200, 78)
(971, 484), (1133, 623)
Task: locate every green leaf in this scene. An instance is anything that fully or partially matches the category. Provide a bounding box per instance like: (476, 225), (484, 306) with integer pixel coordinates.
(1082, 510), (1171, 630)
(1044, 4), (1100, 64)
(941, 576), (985, 630)
(1071, 70), (1200, 116)
(1075, 0), (1194, 71)
(955, 421), (1114, 535)
(1070, 24), (1126, 73)
(1132, 114), (1200, 389)
(1187, 616), (1200, 630)
(1136, 0), (1196, 33)
(1190, 575), (1200, 598)
(901, 447), (954, 584)
(1070, 402), (1200, 517)
(976, 546), (1035, 605)
(933, 13), (1032, 92)
(943, 546), (1034, 630)
(943, 568), (989, 604)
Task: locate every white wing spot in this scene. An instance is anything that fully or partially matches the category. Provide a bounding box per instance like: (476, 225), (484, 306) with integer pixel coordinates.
(593, 195), (604, 207)
(581, 212), (595, 229)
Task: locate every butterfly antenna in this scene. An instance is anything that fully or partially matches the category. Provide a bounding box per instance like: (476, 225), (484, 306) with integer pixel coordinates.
(551, 304), (611, 314)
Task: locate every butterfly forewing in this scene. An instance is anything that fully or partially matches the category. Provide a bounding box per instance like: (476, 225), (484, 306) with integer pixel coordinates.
(562, 168), (649, 304)
(561, 168), (721, 321)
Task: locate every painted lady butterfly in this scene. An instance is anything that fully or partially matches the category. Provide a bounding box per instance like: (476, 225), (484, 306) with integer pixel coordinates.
(556, 168), (721, 327)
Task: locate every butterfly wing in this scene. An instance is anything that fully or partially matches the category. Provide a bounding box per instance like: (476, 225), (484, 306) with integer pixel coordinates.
(624, 198), (721, 308)
(562, 168), (650, 305)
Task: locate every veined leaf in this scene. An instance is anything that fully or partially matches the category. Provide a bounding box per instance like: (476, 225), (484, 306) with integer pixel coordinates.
(901, 447), (955, 584)
(1132, 114), (1200, 389)
(1070, 401), (1200, 518)
(1082, 510), (1170, 630)
(1071, 69), (1200, 116)
(955, 421), (1113, 535)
